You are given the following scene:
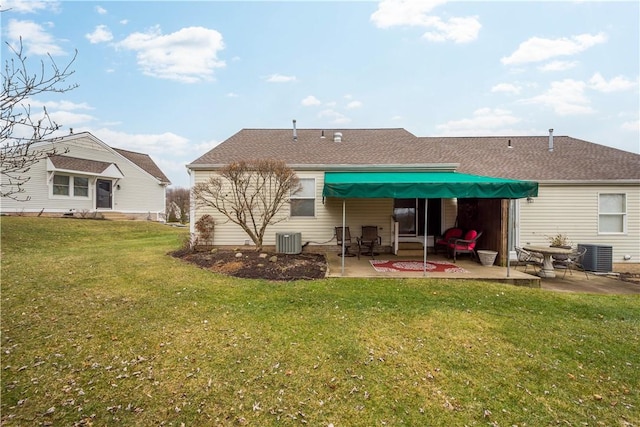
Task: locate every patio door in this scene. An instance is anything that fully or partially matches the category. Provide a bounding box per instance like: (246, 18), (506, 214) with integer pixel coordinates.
(393, 198), (442, 236)
(96, 179), (112, 209)
(393, 198), (417, 235)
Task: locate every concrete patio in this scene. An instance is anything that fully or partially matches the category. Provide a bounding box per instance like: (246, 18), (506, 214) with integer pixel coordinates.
(325, 251), (640, 295)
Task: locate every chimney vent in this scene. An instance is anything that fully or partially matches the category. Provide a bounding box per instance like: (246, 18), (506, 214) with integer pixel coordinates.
(333, 132), (342, 143)
(548, 128), (554, 152)
(293, 119), (297, 141)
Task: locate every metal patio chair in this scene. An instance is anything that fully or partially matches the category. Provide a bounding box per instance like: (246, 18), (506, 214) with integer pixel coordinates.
(357, 225), (382, 259)
(515, 246), (543, 274)
(335, 226), (355, 257)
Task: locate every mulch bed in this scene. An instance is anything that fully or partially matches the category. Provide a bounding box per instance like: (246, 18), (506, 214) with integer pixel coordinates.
(170, 249), (327, 281)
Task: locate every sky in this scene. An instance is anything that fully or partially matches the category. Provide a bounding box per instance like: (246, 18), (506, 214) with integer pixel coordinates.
(2, 0), (639, 188)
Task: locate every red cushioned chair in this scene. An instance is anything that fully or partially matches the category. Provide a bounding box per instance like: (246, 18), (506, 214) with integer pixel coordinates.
(447, 230), (483, 263)
(434, 227), (463, 255)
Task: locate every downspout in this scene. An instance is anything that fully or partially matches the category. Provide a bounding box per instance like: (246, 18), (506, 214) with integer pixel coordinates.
(189, 169), (196, 237)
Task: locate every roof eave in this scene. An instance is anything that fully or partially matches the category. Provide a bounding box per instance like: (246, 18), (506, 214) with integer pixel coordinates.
(538, 179), (640, 185)
(187, 163), (461, 172)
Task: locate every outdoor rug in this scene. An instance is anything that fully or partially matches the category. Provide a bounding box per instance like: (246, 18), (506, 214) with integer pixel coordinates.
(369, 260), (469, 273)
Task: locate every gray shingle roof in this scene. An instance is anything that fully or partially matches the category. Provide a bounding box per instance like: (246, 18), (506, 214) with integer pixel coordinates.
(189, 128), (640, 181)
(113, 148), (171, 184)
(49, 155), (114, 174)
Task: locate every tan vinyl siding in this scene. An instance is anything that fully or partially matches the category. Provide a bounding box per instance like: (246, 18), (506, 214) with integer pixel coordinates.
(192, 170), (395, 247)
(441, 198), (458, 231)
(519, 184), (640, 264)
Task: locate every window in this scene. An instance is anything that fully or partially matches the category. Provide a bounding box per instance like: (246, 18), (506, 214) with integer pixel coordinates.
(290, 178), (315, 217)
(74, 177), (89, 197)
(52, 174), (90, 198)
(599, 193), (626, 233)
(53, 174), (70, 195)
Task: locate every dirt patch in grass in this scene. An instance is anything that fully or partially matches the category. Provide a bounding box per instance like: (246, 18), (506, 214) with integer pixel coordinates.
(171, 248), (327, 281)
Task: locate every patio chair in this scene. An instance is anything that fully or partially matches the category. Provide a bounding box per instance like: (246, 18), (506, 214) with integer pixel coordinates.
(447, 230), (482, 263)
(357, 225), (382, 259)
(554, 246), (589, 279)
(515, 246), (543, 274)
(335, 226), (355, 257)
(434, 227), (464, 255)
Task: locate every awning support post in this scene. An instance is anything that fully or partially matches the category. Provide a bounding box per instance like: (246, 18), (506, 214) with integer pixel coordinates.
(507, 199), (513, 278)
(423, 198), (428, 276)
(341, 199), (346, 276)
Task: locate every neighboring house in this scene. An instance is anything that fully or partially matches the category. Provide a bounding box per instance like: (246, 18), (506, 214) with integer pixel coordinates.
(1, 131), (171, 220)
(187, 127), (640, 271)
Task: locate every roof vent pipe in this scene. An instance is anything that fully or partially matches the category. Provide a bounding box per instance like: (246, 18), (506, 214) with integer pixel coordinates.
(548, 128), (554, 152)
(508, 139), (512, 149)
(333, 132), (342, 143)
(321, 130), (325, 139)
(293, 119), (297, 141)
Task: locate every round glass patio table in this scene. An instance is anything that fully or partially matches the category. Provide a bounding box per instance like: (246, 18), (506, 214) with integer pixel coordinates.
(523, 245), (573, 278)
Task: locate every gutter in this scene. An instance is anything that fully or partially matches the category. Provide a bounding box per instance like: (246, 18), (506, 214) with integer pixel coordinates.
(186, 163), (461, 172)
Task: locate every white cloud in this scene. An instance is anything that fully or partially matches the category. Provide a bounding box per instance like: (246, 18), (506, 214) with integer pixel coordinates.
(265, 73), (297, 83)
(302, 95), (322, 106)
(1, 0), (59, 14)
(95, 5), (107, 15)
(318, 109), (351, 124)
(86, 25), (113, 44)
(5, 19), (65, 56)
(92, 128), (192, 157)
(371, 0), (480, 43)
(86, 128), (218, 187)
(491, 83), (521, 95)
(29, 100), (94, 111)
(501, 32), (607, 65)
(422, 16), (481, 43)
(621, 119), (639, 132)
(371, 0), (447, 28)
(226, 92), (239, 98)
(346, 100), (363, 109)
(435, 108), (522, 135)
(117, 26), (226, 83)
(588, 73), (637, 93)
(24, 99), (95, 130)
(538, 60), (578, 72)
(521, 79), (594, 115)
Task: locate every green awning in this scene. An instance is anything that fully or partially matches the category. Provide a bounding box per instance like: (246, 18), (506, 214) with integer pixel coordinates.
(323, 171), (538, 199)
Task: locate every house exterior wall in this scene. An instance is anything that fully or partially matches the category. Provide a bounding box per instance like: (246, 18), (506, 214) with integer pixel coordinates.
(1, 135), (167, 219)
(519, 183), (640, 267)
(192, 169), (395, 248)
(441, 198), (458, 231)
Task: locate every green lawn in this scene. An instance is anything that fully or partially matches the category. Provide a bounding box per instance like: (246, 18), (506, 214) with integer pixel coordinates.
(1, 217), (639, 426)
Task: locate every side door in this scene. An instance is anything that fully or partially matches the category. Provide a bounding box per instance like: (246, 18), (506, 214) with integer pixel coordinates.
(96, 179), (112, 209)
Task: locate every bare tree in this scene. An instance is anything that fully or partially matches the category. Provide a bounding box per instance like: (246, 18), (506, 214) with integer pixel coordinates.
(166, 186), (190, 223)
(193, 159), (301, 251)
(1, 38), (78, 200)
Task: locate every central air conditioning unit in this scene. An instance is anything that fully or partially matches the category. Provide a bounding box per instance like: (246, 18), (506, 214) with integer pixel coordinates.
(578, 243), (613, 273)
(276, 232), (302, 254)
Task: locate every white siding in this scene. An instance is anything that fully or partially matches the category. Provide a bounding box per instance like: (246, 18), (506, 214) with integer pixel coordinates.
(519, 184), (640, 265)
(1, 135), (166, 217)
